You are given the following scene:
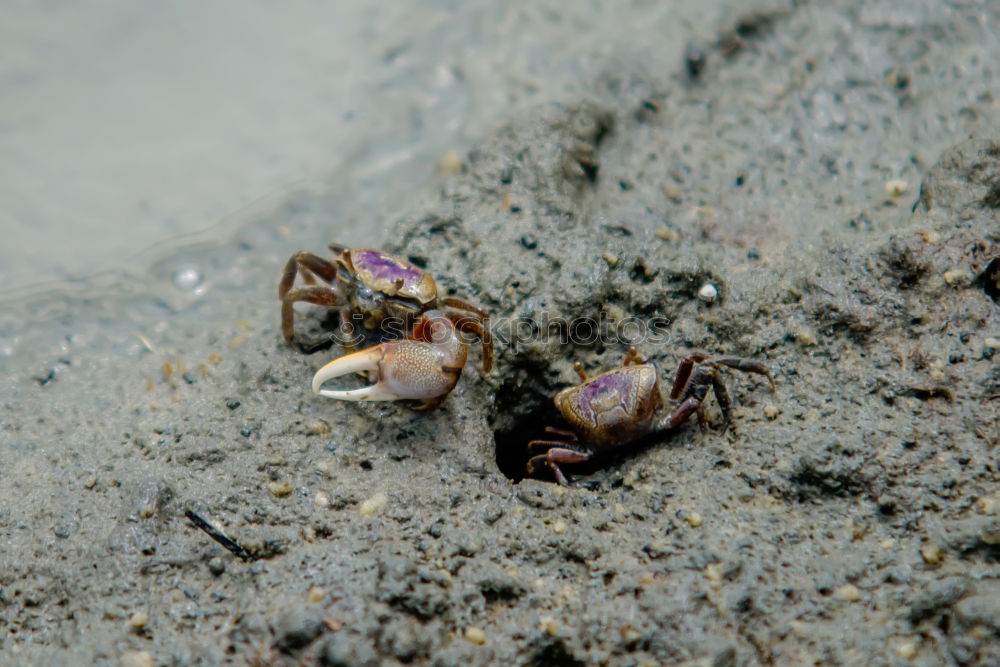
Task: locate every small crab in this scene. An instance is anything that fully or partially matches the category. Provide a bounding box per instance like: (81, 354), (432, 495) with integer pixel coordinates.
(526, 348), (775, 485)
(279, 243), (492, 372)
(311, 310), (467, 411)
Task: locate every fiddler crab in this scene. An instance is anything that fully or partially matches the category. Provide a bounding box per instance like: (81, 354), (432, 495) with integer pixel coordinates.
(526, 348), (775, 485)
(279, 244), (492, 410)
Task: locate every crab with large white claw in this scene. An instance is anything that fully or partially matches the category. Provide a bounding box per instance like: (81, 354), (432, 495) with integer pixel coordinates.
(311, 310), (468, 411)
(279, 243), (492, 372)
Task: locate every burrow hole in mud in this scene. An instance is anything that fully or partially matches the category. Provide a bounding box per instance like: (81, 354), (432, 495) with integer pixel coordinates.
(493, 399), (561, 484)
(492, 348), (618, 485)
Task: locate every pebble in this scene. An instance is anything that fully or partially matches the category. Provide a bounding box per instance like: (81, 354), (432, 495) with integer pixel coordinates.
(128, 611), (149, 630)
(539, 616), (559, 636)
(464, 626), (487, 645)
(763, 404), (780, 420)
(552, 519), (568, 534)
(942, 269), (968, 286)
(661, 183), (682, 203)
(268, 482), (293, 498)
(655, 226), (680, 241)
(685, 511), (703, 528)
(884, 179), (908, 197)
(834, 584), (860, 602)
(308, 587), (326, 603)
(795, 328), (817, 346)
(895, 640), (918, 660)
(697, 282), (718, 303)
(303, 419), (331, 436)
(920, 544), (944, 565)
(314, 491), (331, 509)
(120, 651), (155, 667)
(359, 491), (389, 517)
(208, 557), (226, 576)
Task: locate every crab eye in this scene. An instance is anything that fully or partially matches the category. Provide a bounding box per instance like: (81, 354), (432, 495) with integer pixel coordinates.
(356, 287), (385, 310)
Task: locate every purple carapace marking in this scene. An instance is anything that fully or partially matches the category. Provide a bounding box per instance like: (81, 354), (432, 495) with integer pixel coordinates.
(570, 369), (637, 427)
(354, 250), (423, 287)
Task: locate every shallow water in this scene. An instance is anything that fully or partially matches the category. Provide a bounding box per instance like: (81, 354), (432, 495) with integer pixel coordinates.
(1, 0), (737, 300)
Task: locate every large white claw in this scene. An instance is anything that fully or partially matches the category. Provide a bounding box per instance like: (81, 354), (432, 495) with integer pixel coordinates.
(312, 346), (399, 401)
(310, 311), (468, 408)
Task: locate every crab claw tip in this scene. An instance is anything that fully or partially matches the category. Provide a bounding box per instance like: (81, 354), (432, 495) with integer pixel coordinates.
(312, 347), (394, 400)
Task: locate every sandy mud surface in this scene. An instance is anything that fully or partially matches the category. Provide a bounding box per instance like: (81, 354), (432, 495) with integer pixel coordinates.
(1, 2), (999, 665)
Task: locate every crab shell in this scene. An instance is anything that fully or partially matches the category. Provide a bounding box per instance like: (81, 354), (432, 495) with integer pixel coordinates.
(555, 364), (664, 448)
(340, 248), (437, 304)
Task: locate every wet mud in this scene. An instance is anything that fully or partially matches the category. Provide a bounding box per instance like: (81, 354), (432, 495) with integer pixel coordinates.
(1, 2), (999, 665)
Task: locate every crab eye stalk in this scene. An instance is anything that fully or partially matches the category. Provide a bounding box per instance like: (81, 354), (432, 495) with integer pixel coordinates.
(355, 286), (385, 311)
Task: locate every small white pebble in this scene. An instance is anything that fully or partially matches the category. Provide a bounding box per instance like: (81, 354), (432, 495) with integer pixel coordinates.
(895, 640), (918, 660)
(834, 584), (861, 602)
(884, 179), (908, 197)
(303, 419), (331, 436)
(267, 482), (292, 498)
(129, 611), (149, 629)
(120, 651), (155, 667)
(984, 337), (1000, 351)
(795, 329), (817, 346)
(655, 225), (680, 241)
(359, 491), (388, 517)
(314, 491), (331, 509)
(552, 519), (568, 534)
(539, 616), (559, 636)
(464, 626), (487, 645)
(308, 587), (326, 603)
(942, 269), (968, 286)
(763, 404), (780, 420)
(920, 544), (944, 565)
(685, 511), (703, 528)
(697, 283), (718, 303)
